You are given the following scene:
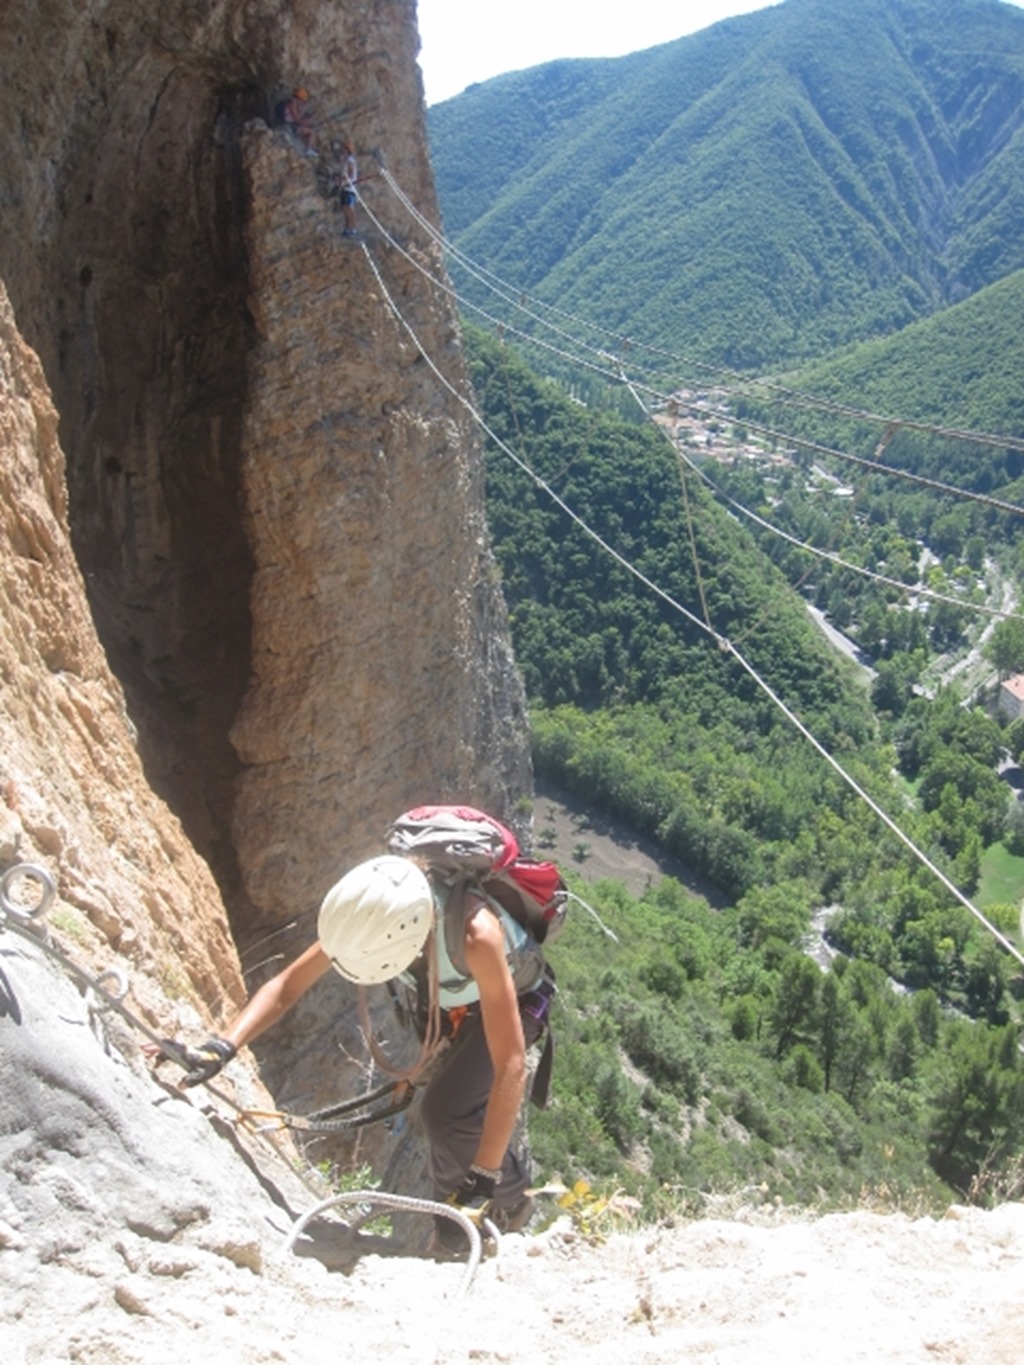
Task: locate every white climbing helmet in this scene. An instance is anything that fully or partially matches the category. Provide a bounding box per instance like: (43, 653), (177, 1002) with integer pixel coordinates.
(317, 855), (434, 984)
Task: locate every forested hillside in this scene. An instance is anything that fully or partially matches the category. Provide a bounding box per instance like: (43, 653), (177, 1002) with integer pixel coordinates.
(429, 0), (1024, 370)
(776, 266), (1024, 438)
(470, 323), (1016, 980)
(704, 264), (1023, 701)
(466, 328), (1024, 1208)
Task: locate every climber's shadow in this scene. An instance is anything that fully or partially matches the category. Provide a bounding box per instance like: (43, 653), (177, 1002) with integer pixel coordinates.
(280, 1207), (428, 1272)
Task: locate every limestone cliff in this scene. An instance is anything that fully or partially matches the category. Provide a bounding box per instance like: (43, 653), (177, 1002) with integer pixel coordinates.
(0, 0), (530, 1132)
(0, 280), (244, 1022)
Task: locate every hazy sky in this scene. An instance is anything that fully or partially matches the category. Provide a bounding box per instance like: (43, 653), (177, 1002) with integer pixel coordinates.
(417, 0), (775, 102)
(417, 0), (1024, 104)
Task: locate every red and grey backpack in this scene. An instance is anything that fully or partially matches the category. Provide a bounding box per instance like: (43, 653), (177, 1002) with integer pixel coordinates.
(385, 804), (569, 949)
(385, 805), (567, 1107)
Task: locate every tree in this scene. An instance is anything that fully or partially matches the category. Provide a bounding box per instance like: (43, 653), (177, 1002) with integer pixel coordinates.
(1007, 718), (1024, 763)
(913, 990), (941, 1048)
(918, 754), (1007, 843)
(769, 953), (821, 1058)
(929, 599), (970, 649)
(985, 617), (1024, 681)
(594, 1063), (642, 1152)
(963, 939), (1011, 1026)
(871, 654), (917, 717)
(965, 535), (986, 573)
(736, 881), (815, 950)
(858, 599), (888, 655)
(929, 509), (969, 561)
(927, 1024), (1024, 1195)
(833, 1013), (880, 1109)
(887, 1013), (920, 1081)
(785, 1044), (824, 1093)
(819, 970), (851, 1091)
(730, 994), (761, 1041)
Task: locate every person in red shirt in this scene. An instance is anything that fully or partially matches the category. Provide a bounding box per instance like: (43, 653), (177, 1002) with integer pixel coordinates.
(282, 86), (316, 157)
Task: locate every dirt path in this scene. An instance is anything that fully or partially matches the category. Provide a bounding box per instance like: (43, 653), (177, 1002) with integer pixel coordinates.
(531, 779), (727, 906)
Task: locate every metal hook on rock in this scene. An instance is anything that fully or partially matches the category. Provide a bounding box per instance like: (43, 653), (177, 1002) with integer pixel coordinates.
(0, 863), (56, 924)
(85, 966), (130, 1013)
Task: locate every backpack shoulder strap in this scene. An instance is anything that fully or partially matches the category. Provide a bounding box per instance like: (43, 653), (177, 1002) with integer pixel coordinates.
(439, 875), (474, 977)
(440, 877), (547, 993)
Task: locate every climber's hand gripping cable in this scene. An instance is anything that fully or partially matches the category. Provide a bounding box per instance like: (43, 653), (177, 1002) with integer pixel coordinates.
(156, 1034), (237, 1087)
(447, 1163), (500, 1225)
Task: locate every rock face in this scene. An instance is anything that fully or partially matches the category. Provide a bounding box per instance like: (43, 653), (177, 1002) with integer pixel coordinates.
(233, 122), (528, 933)
(0, 0), (530, 1144)
(0, 279), (243, 1022)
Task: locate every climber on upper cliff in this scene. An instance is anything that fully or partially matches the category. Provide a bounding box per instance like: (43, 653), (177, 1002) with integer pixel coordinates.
(164, 831), (556, 1259)
(338, 140), (359, 236)
(319, 139), (358, 234)
(280, 86), (317, 158)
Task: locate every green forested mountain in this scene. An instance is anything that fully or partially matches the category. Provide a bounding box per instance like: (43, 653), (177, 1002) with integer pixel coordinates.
(781, 266), (1024, 438)
(428, 0), (1024, 370)
(470, 324), (1013, 975)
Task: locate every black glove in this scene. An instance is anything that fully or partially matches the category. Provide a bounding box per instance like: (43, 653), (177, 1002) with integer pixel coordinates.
(165, 1035), (237, 1087)
(447, 1164), (500, 1222)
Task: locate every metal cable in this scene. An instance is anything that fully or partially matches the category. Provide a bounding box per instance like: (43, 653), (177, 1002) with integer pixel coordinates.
(1, 865), (197, 1067)
(355, 234), (1024, 971)
(0, 864), (414, 1136)
(281, 1189), (497, 1295)
(376, 163), (1024, 457)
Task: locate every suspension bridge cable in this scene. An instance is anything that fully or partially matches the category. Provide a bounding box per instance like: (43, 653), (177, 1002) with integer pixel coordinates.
(355, 230), (1024, 970)
(721, 638), (1024, 969)
(718, 412), (1024, 518)
(373, 170), (1024, 520)
(694, 467), (1022, 621)
(367, 184), (640, 392)
(360, 194), (1024, 622)
(665, 429), (1024, 621)
(733, 388), (1024, 455)
(354, 237), (715, 642)
(377, 165), (1024, 457)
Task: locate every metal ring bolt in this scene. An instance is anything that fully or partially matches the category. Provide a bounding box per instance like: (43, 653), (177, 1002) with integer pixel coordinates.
(0, 863), (56, 924)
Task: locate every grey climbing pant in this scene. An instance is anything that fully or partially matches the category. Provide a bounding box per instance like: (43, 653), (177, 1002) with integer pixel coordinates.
(419, 1003), (544, 1211)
